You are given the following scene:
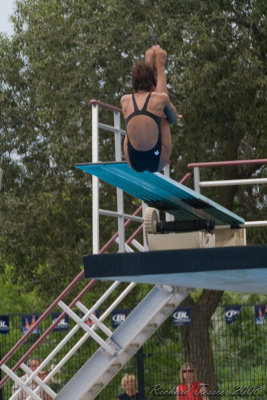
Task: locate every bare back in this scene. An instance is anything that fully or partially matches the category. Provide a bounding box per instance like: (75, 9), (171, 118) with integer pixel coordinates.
(121, 92), (168, 150)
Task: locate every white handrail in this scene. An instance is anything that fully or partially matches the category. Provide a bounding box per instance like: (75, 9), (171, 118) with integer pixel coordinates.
(200, 178), (267, 187)
(192, 163), (266, 229)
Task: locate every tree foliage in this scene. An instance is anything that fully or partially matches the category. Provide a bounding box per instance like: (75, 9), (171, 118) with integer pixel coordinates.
(0, 0), (266, 393)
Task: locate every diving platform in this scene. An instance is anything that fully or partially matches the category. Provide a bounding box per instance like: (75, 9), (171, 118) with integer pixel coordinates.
(78, 161), (267, 294)
(83, 245), (267, 294)
(76, 161), (245, 227)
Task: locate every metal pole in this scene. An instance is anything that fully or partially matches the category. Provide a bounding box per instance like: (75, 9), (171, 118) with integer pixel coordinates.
(114, 111), (125, 252)
(142, 202), (148, 251)
(92, 104), (99, 254)
(163, 164), (174, 222)
(194, 167), (200, 193)
(200, 177), (267, 187)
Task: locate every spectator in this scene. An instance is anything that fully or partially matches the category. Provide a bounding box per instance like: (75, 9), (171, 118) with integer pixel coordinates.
(118, 373), (140, 400)
(12, 357), (52, 400)
(176, 362), (209, 400)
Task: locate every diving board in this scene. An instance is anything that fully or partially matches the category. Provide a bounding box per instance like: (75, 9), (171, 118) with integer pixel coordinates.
(83, 245), (267, 294)
(76, 162), (245, 226)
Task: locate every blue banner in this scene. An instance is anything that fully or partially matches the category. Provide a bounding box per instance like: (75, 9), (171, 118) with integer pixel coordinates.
(173, 307), (191, 326)
(255, 305), (267, 325)
(0, 315), (9, 334)
(22, 314), (39, 334)
(51, 313), (69, 332)
(225, 306), (242, 324)
(111, 309), (131, 328)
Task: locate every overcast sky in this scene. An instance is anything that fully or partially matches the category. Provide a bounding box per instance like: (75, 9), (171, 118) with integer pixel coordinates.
(0, 0), (16, 36)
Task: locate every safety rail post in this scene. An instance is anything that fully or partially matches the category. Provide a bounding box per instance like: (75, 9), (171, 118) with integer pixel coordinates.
(92, 102), (99, 254)
(193, 167), (200, 193)
(114, 109), (125, 252)
(163, 163), (175, 222)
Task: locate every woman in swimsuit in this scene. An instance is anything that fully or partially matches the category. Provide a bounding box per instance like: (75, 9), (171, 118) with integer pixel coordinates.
(120, 45), (178, 173)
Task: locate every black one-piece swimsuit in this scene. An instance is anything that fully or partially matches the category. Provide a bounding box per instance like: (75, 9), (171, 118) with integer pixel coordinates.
(125, 92), (162, 173)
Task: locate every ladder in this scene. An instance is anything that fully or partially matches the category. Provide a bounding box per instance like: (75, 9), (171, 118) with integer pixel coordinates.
(56, 285), (190, 400)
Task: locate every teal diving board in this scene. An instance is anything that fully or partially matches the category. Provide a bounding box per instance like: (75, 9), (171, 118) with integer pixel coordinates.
(76, 162), (245, 227)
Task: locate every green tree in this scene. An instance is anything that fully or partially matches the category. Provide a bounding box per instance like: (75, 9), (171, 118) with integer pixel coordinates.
(0, 0), (266, 396)
(0, 265), (43, 313)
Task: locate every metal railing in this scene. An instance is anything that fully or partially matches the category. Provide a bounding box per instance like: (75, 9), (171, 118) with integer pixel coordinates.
(188, 159), (267, 228)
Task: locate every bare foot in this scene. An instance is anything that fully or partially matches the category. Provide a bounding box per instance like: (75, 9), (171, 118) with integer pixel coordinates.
(145, 46), (156, 70)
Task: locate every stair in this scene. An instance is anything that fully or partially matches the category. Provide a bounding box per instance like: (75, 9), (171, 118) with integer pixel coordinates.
(55, 284), (190, 400)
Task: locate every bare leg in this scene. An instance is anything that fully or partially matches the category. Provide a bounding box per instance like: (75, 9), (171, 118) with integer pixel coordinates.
(154, 45), (168, 94)
(158, 117), (172, 171)
(145, 45), (168, 93)
(146, 46), (172, 171)
(123, 136), (131, 167)
(145, 46), (156, 70)
(154, 47), (172, 170)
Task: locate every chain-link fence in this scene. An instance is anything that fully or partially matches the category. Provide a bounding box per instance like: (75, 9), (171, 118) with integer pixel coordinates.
(1, 304), (266, 400)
